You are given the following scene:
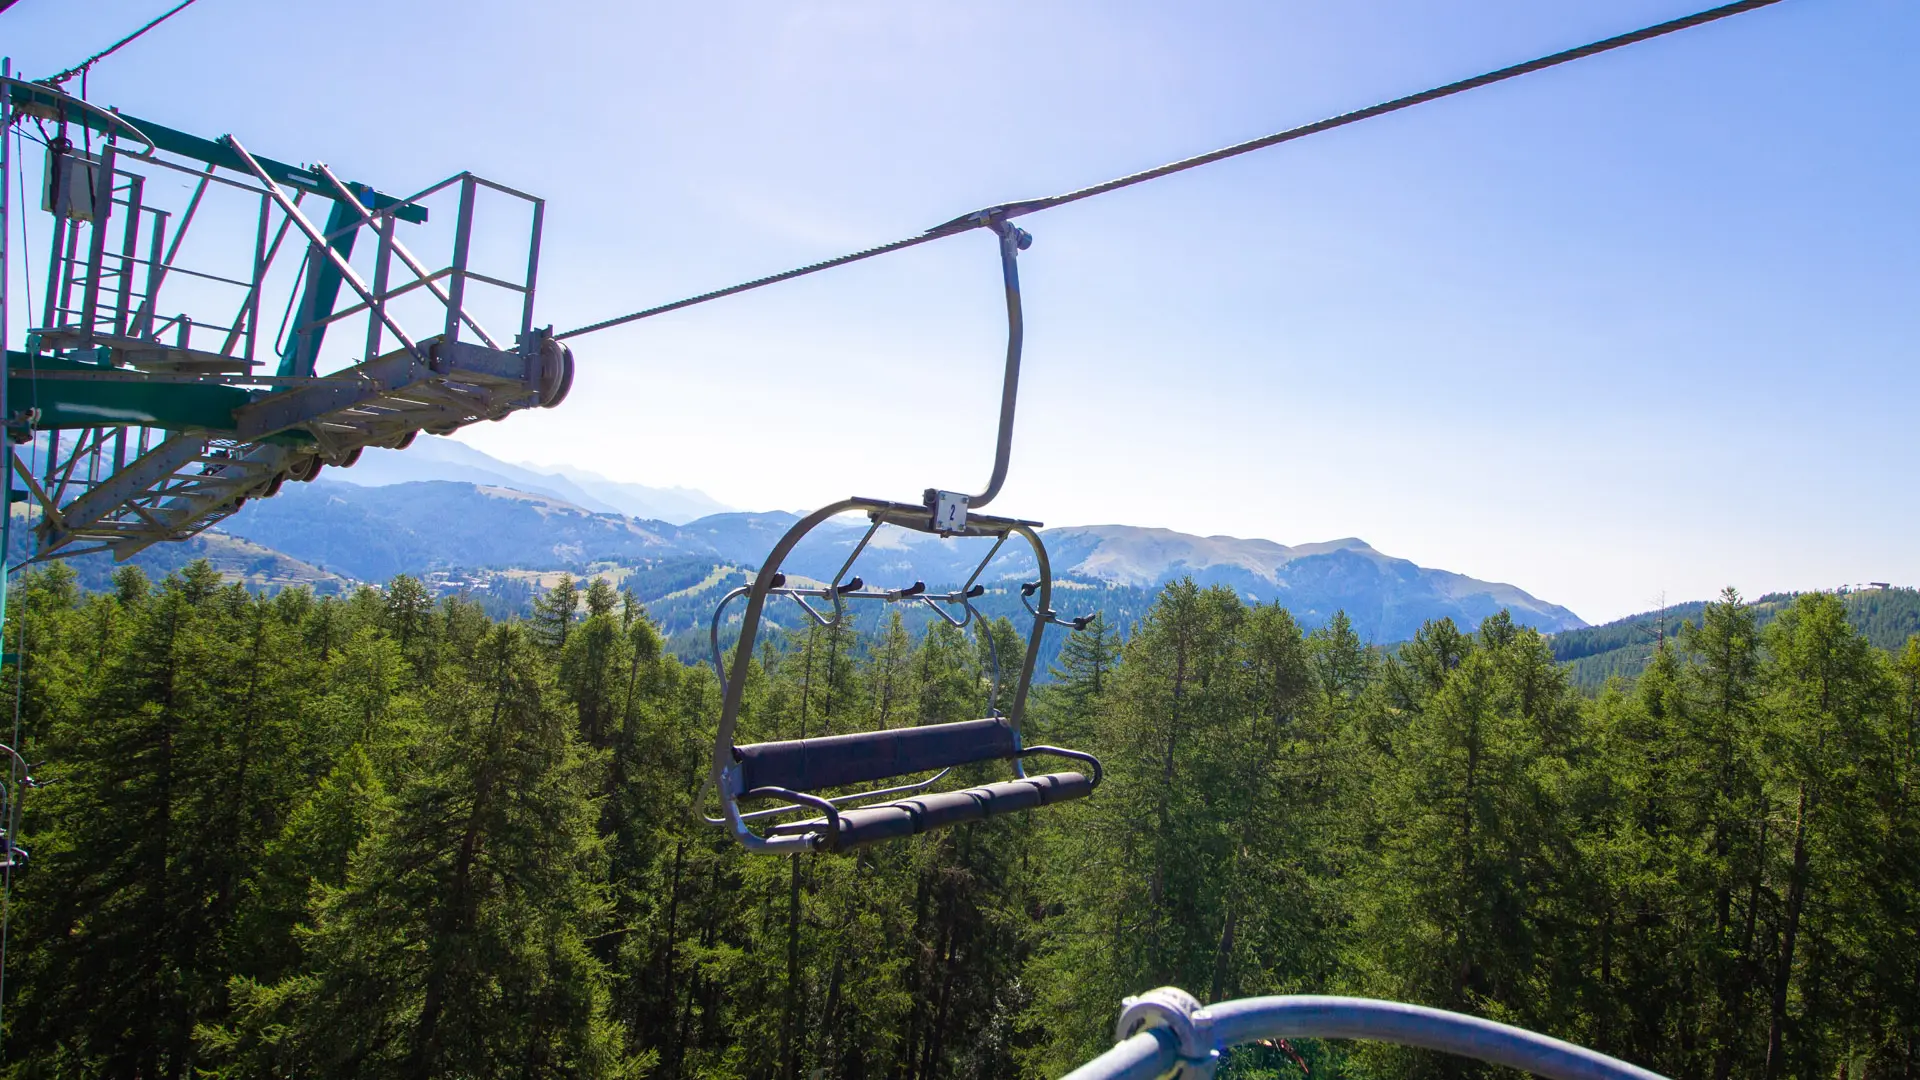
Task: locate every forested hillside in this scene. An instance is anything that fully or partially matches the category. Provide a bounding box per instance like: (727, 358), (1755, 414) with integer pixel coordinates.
(2, 514), (350, 598)
(1551, 588), (1920, 690)
(1, 566), (1914, 1079)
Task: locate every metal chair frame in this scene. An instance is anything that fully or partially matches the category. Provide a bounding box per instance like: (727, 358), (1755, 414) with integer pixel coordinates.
(702, 218), (1102, 853)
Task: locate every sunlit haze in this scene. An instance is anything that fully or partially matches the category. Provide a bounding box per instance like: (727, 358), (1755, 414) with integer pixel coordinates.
(5, 0), (1915, 623)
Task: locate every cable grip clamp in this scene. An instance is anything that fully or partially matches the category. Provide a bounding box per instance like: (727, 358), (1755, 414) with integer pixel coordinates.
(1116, 986), (1218, 1080)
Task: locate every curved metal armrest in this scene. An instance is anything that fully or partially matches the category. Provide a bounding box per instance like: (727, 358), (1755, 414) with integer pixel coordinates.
(741, 786), (843, 843)
(1020, 745), (1104, 788)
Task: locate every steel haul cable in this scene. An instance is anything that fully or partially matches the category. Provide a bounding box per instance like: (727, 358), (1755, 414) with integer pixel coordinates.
(558, 0), (1787, 342)
(38, 0), (200, 89)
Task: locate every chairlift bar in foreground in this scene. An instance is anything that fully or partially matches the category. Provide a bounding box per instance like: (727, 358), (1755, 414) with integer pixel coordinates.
(1063, 986), (1667, 1080)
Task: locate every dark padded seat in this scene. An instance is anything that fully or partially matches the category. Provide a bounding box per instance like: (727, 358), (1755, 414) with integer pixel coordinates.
(737, 718), (1017, 794)
(770, 770), (1093, 851)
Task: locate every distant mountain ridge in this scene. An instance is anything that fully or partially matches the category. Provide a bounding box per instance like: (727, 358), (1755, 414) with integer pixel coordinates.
(1039, 525), (1584, 639)
(1036, 527), (1369, 588)
(219, 480), (1584, 641)
(330, 436), (730, 524)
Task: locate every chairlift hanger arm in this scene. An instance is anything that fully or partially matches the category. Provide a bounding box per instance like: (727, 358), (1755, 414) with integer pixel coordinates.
(969, 220), (1028, 510)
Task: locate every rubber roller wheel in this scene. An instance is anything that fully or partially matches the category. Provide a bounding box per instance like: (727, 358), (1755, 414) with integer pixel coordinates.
(338, 446), (363, 469)
(385, 430), (417, 451)
(263, 473), (286, 499)
(539, 337), (575, 408)
(293, 455), (324, 483)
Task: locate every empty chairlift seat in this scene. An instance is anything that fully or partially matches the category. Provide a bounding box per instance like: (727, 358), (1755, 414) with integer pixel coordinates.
(700, 218), (1101, 854)
(739, 717), (1098, 851)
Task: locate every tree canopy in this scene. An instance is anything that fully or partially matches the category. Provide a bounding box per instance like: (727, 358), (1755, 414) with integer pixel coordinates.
(0, 565), (1913, 1079)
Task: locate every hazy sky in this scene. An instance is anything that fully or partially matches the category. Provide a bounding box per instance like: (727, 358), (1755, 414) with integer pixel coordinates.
(5, 1), (1915, 623)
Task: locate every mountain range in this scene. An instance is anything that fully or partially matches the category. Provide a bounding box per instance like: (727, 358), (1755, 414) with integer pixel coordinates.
(329, 436), (731, 524)
(213, 477), (1585, 642)
(271, 436), (1584, 637)
(24, 431), (1917, 688)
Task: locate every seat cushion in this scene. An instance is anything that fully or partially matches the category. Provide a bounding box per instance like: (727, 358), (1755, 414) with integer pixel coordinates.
(737, 718), (1017, 793)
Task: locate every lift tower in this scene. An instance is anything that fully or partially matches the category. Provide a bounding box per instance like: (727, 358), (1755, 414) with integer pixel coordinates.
(0, 76), (572, 565)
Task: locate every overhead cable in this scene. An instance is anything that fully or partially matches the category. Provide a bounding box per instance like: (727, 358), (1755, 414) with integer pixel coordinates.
(39, 0), (200, 89)
(557, 0), (1786, 342)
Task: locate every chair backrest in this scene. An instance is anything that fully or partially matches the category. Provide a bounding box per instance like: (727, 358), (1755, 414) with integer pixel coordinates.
(736, 718), (1018, 794)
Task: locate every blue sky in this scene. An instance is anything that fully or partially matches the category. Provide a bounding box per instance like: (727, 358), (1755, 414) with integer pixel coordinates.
(5, 1), (1916, 623)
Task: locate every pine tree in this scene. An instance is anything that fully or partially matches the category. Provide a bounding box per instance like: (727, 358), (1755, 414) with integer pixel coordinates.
(534, 574), (581, 655)
(1755, 592), (1887, 1078)
(382, 575), (433, 652)
(232, 746), (386, 984)
(1042, 612), (1121, 743)
(559, 601), (626, 749)
(974, 614), (1024, 718)
(864, 610), (915, 730)
(1676, 587), (1769, 1078)
(1025, 579), (1246, 1071)
(585, 576), (619, 620)
(1563, 642), (1691, 1065)
(112, 563), (150, 608)
(1860, 635), (1920, 1072)
(10, 563), (315, 1076)
(1347, 611), (1570, 1077)
(209, 623), (639, 1078)
(1309, 609), (1374, 710)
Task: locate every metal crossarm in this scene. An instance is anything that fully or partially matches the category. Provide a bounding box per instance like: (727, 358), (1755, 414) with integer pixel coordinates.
(221, 136), (424, 363)
(309, 163), (499, 351)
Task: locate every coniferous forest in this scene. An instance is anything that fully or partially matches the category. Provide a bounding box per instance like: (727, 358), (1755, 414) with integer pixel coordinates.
(0, 561), (1916, 1080)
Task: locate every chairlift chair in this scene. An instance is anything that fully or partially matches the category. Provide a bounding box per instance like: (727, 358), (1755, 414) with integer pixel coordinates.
(702, 220), (1103, 853)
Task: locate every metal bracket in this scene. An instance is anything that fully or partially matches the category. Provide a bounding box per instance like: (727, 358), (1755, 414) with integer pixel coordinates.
(1116, 987), (1219, 1080)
